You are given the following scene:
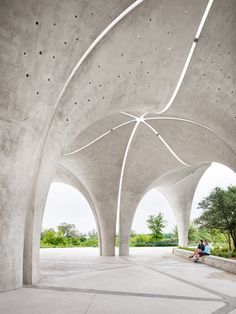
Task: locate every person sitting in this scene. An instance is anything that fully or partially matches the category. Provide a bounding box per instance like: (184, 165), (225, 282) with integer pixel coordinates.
(189, 240), (205, 259)
(193, 240), (211, 263)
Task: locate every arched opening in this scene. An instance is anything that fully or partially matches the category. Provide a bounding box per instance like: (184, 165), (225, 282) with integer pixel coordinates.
(191, 162), (236, 222)
(39, 182), (100, 280)
(128, 189), (176, 255)
(132, 188), (175, 235)
(121, 161), (236, 254)
(42, 182), (97, 237)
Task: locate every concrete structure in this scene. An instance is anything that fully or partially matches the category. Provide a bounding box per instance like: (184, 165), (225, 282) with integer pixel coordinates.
(1, 248), (236, 314)
(0, 0), (235, 292)
(174, 248), (236, 274)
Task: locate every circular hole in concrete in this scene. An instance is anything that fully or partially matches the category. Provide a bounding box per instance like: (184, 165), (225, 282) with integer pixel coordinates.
(64, 41), (67, 45)
(75, 15), (77, 18)
(66, 118), (69, 122)
(48, 78), (50, 81)
(36, 91), (39, 95)
(39, 51), (42, 55)
(26, 73), (29, 77)
(23, 52), (26, 55)
(53, 56), (55, 59)
(76, 38), (78, 41)
(35, 21), (39, 25)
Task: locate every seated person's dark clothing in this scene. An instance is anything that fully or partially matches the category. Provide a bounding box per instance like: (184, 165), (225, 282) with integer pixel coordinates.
(197, 243), (205, 251)
(199, 251), (210, 256)
(199, 245), (211, 256)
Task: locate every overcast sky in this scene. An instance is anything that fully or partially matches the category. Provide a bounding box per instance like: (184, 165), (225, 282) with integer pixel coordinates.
(43, 163), (236, 234)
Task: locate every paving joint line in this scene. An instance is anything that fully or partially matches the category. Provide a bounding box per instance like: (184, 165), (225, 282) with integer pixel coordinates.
(144, 265), (236, 314)
(26, 284), (222, 303)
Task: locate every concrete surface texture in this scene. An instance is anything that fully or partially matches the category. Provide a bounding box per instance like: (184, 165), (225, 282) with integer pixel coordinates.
(1, 248), (236, 314)
(174, 248), (236, 274)
(0, 0), (236, 291)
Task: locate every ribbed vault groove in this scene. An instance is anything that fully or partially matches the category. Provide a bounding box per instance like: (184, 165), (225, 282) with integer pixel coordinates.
(157, 0), (214, 113)
(1, 0), (235, 292)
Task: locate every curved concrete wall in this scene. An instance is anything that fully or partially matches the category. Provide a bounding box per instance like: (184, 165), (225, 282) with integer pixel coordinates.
(0, 0), (235, 291)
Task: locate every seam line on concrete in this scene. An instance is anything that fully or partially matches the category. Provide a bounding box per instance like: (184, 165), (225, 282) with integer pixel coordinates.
(47, 0), (144, 134)
(0, 108), (54, 124)
(27, 285), (223, 303)
(144, 265), (228, 301)
(157, 0), (214, 114)
(64, 119), (136, 156)
(157, 163), (210, 190)
(145, 116), (236, 157)
(143, 121), (190, 166)
(117, 113), (146, 234)
(84, 293), (96, 314)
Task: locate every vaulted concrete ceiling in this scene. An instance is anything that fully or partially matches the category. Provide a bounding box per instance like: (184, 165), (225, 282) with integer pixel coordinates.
(0, 0), (235, 292)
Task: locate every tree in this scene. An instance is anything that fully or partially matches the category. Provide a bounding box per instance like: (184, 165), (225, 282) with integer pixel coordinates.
(188, 223), (198, 242)
(171, 225), (178, 242)
(195, 186), (236, 251)
(57, 222), (78, 238)
(147, 213), (166, 241)
(171, 223), (199, 243)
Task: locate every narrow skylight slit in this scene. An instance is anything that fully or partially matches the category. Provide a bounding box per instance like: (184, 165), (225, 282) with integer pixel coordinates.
(157, 0), (214, 114)
(195, 0), (214, 39)
(158, 134), (190, 166)
(54, 0), (144, 109)
(117, 114), (146, 233)
(143, 121), (190, 166)
(144, 116), (236, 157)
(64, 119), (136, 156)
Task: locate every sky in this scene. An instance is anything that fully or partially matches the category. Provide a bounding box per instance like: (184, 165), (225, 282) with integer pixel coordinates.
(42, 162), (236, 234)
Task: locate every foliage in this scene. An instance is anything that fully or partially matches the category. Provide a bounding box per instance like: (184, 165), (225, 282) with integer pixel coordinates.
(195, 186), (236, 251)
(57, 222), (79, 238)
(41, 225), (99, 248)
(146, 213), (167, 241)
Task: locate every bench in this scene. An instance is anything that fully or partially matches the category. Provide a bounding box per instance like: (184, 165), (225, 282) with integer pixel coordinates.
(173, 248), (236, 274)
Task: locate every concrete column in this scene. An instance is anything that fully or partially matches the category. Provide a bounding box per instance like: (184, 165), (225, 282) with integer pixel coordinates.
(119, 209), (138, 256)
(23, 141), (62, 284)
(159, 164), (210, 247)
(53, 166), (103, 256)
(0, 117), (49, 291)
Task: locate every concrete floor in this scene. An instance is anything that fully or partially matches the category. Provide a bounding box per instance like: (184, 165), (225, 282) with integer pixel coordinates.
(1, 248), (236, 314)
